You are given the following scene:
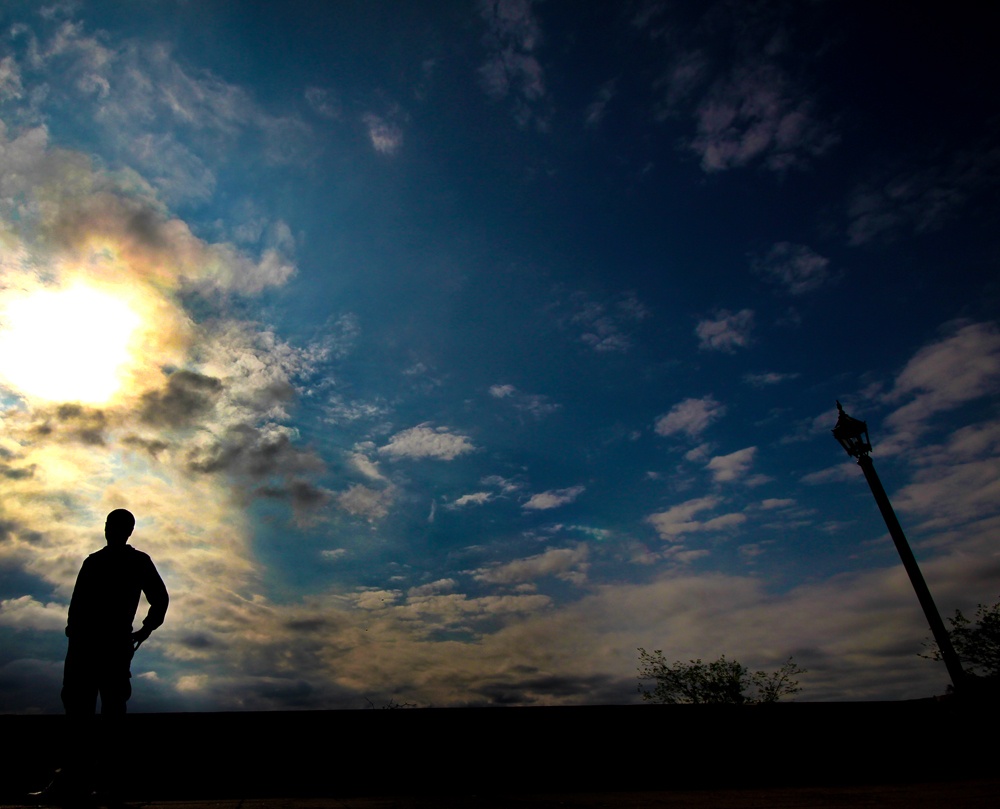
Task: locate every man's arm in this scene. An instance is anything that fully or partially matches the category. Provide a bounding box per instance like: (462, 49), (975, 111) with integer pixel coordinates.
(65, 558), (93, 637)
(132, 558), (168, 648)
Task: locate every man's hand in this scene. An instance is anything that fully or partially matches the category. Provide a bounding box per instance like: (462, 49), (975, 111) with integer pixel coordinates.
(132, 625), (152, 650)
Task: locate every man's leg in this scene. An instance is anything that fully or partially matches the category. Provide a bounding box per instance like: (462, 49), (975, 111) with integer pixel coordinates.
(56, 639), (100, 799)
(96, 639), (134, 803)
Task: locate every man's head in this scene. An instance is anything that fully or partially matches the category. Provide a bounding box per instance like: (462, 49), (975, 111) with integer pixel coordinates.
(105, 509), (135, 547)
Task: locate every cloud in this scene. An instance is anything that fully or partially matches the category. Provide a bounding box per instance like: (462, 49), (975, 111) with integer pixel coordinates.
(452, 492), (493, 508)
(706, 446), (757, 483)
(7, 18), (315, 204)
(473, 545), (590, 585)
(481, 475), (523, 494)
(379, 424), (477, 461)
(477, 0), (548, 129)
(882, 321), (1000, 453)
(489, 384), (560, 418)
(743, 371), (800, 387)
(522, 485), (585, 511)
(845, 145), (1000, 245)
(584, 80), (616, 128)
(760, 498), (796, 510)
(139, 370), (223, 428)
(348, 449), (387, 482)
(754, 242), (832, 295)
(304, 87), (341, 120)
(337, 484), (393, 522)
(654, 396), (725, 439)
(408, 579), (458, 598)
(690, 65), (833, 172)
(695, 309), (754, 352)
(362, 112), (403, 155)
(0, 102), (358, 714)
(0, 55), (24, 102)
(646, 496), (719, 539)
(0, 596), (68, 632)
(566, 291), (649, 353)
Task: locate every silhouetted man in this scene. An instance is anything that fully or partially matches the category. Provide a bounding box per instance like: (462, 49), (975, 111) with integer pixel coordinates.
(47, 508), (168, 805)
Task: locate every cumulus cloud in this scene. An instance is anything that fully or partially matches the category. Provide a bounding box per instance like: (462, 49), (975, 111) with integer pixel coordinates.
(337, 484), (393, 521)
(522, 485), (585, 511)
(379, 424), (477, 461)
(654, 396), (725, 439)
(0, 596), (68, 632)
(695, 309), (754, 352)
(754, 242), (832, 295)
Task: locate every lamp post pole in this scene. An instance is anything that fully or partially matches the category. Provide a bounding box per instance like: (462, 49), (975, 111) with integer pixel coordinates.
(832, 402), (966, 694)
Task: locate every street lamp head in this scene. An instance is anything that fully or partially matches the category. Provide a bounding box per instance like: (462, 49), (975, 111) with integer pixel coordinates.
(832, 400), (872, 458)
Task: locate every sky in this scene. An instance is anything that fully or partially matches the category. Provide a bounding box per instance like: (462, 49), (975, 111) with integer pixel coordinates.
(0, 0), (998, 712)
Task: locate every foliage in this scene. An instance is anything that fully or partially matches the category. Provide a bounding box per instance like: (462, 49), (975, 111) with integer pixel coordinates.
(637, 648), (805, 705)
(364, 696), (417, 709)
(924, 598), (1000, 679)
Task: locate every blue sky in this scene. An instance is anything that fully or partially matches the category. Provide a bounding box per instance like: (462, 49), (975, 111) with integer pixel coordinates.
(1, 0), (998, 711)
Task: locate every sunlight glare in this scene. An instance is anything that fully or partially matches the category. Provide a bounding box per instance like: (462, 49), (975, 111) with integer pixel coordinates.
(0, 284), (144, 404)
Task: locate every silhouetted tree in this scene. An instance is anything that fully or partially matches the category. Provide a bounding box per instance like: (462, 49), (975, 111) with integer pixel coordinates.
(923, 598), (1000, 679)
(637, 649), (804, 704)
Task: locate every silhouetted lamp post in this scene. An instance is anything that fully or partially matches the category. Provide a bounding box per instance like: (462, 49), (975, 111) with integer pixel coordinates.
(832, 401), (966, 693)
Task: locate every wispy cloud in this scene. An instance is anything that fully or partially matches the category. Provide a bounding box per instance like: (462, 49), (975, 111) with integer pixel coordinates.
(563, 290), (649, 353)
(696, 309), (754, 352)
(754, 242), (833, 295)
(638, 4), (836, 174)
(304, 86), (341, 120)
(584, 80), (616, 128)
(690, 65), (834, 173)
(451, 492), (493, 508)
(477, 0), (549, 129)
(473, 544), (589, 585)
(489, 384), (560, 418)
(743, 371), (800, 387)
(7, 18), (314, 205)
(846, 145), (1000, 245)
(523, 485), (585, 511)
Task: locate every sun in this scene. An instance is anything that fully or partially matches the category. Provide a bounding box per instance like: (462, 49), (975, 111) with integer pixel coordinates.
(0, 283), (144, 405)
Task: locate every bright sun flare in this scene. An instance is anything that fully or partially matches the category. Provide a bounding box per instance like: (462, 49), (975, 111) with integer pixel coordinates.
(0, 283), (143, 405)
